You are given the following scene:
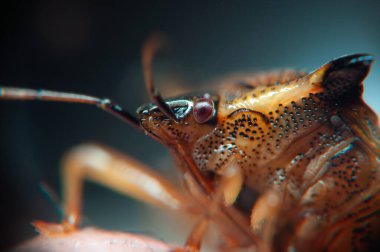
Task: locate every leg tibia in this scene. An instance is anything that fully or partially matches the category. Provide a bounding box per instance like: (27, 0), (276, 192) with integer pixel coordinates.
(62, 143), (190, 226)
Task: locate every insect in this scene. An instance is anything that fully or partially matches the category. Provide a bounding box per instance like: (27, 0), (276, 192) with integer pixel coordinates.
(1, 34), (379, 251)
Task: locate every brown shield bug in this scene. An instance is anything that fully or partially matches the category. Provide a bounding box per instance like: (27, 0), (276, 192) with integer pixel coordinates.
(1, 34), (379, 251)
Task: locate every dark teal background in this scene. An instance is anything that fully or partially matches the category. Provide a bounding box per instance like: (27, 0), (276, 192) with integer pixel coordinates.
(0, 0), (379, 250)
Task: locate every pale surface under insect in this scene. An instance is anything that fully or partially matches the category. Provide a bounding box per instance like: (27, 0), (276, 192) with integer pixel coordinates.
(14, 228), (178, 252)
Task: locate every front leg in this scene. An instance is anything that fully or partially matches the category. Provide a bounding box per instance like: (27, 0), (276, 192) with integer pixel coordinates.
(33, 143), (194, 236)
(180, 160), (248, 252)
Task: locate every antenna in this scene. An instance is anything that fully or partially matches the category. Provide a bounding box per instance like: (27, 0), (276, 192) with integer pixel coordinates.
(0, 87), (141, 129)
(142, 33), (179, 121)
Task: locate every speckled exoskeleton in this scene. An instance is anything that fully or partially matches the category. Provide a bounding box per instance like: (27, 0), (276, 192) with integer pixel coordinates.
(1, 45), (379, 251)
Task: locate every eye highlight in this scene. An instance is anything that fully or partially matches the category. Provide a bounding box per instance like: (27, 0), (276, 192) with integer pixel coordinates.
(193, 97), (214, 124)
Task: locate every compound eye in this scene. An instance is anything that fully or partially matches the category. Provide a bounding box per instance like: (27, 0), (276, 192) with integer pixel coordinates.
(193, 97), (214, 124)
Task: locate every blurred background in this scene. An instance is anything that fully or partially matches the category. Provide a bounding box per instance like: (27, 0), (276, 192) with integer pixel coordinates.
(0, 0), (379, 250)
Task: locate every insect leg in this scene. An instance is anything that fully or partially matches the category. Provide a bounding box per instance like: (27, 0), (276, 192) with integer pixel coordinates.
(181, 161), (253, 251)
(33, 143), (195, 236)
(250, 190), (282, 248)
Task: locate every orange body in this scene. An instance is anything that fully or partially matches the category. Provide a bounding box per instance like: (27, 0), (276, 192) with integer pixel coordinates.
(1, 53), (379, 251)
(139, 54), (380, 251)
